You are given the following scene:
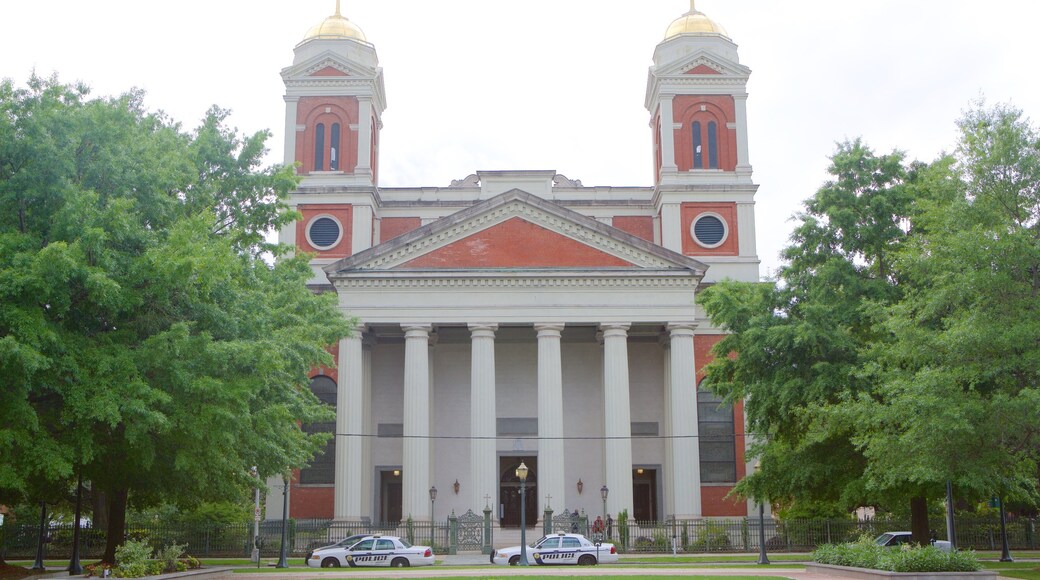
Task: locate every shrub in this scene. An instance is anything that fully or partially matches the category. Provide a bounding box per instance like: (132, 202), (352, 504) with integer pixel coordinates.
(688, 520), (732, 552)
(180, 555), (201, 569)
(85, 563), (112, 577)
(113, 539), (153, 578)
(812, 535), (981, 573)
(155, 542), (186, 573)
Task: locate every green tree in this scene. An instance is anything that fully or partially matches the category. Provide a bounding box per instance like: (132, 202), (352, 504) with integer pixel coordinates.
(698, 140), (941, 538)
(0, 75), (351, 563)
(846, 103), (1040, 511)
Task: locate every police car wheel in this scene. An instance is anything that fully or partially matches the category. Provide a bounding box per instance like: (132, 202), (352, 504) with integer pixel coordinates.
(509, 555), (520, 566)
(391, 557), (409, 568)
(578, 554), (597, 566)
(321, 557), (340, 568)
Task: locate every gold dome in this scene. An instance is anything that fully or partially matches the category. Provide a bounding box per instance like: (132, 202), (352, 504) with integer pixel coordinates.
(664, 1), (729, 40)
(303, 0), (367, 42)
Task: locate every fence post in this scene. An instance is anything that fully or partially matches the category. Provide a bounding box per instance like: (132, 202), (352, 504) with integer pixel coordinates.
(482, 505), (492, 555)
(448, 511), (458, 555)
(204, 528), (210, 557)
(826, 519), (832, 544)
(543, 506), (553, 537)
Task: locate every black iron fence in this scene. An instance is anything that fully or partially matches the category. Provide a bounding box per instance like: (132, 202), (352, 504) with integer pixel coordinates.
(2, 515), (1036, 560)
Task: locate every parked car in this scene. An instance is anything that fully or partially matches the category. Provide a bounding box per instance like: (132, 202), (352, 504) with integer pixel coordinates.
(491, 533), (618, 566)
(307, 535), (434, 568)
(304, 533), (368, 561)
(875, 531), (951, 552)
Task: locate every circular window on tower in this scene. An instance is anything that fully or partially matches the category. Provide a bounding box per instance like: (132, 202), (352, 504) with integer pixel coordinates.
(306, 215), (343, 250)
(690, 213), (728, 249)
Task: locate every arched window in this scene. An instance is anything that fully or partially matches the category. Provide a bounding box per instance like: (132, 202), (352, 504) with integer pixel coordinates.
(707, 121), (719, 169)
(697, 383), (736, 483)
(329, 123), (341, 171)
(300, 375), (336, 485)
(314, 123), (326, 172)
(692, 121), (703, 168)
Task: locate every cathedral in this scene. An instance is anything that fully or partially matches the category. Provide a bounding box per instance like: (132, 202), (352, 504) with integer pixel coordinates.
(269, 1), (761, 526)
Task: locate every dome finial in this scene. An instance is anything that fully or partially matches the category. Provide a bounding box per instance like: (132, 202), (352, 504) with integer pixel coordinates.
(690, 0), (697, 13)
(335, 0), (342, 16)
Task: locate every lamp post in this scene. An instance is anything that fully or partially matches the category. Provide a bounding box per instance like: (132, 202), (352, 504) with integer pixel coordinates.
(251, 467), (261, 563)
(31, 501), (47, 571)
(276, 474), (290, 568)
(755, 464), (770, 565)
(998, 496), (1013, 562)
(516, 461), (529, 566)
(600, 485), (608, 540)
(429, 486), (438, 554)
(68, 470), (84, 575)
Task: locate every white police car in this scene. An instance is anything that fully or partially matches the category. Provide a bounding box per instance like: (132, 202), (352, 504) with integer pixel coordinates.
(875, 531), (952, 552)
(307, 535), (435, 568)
(491, 533), (619, 566)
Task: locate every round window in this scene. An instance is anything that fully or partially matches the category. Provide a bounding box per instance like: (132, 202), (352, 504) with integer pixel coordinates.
(308, 216), (342, 249)
(691, 214), (728, 248)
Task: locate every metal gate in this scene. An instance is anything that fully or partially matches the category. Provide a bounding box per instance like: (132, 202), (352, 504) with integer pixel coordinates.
(455, 510), (485, 552)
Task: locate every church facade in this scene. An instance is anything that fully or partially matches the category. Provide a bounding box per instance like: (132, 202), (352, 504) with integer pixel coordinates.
(271, 2), (761, 525)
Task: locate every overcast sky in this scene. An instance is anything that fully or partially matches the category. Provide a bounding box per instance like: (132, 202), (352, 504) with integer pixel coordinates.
(4, 1), (1039, 277)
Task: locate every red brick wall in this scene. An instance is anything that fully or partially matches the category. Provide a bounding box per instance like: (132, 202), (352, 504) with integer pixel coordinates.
(399, 218), (635, 268)
(681, 202), (739, 257)
(612, 216), (654, 242)
(685, 64), (722, 75)
(672, 95), (737, 172)
(290, 474), (333, 519)
(696, 333), (747, 516)
(296, 96), (359, 175)
(310, 66), (348, 77)
(380, 217), (421, 242)
(297, 204), (353, 258)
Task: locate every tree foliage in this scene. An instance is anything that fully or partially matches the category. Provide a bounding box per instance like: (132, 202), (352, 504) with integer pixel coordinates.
(700, 103), (1040, 535)
(0, 75), (351, 560)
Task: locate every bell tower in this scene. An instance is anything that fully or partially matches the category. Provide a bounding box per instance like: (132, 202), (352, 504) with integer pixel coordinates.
(281, 1), (386, 186)
(646, 1), (758, 282)
(279, 1), (386, 264)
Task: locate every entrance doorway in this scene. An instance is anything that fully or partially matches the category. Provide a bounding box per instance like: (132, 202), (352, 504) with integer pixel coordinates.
(499, 456), (538, 528)
(632, 468), (658, 522)
(379, 470), (402, 523)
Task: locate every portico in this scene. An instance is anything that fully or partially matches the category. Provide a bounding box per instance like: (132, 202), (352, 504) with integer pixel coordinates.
(323, 189), (708, 523)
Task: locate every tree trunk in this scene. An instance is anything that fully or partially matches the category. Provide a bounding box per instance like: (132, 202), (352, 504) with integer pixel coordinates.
(91, 487), (109, 533)
(102, 487), (129, 564)
(910, 495), (930, 546)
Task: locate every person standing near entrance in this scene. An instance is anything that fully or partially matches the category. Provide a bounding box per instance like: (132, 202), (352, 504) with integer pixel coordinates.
(606, 514), (613, 540)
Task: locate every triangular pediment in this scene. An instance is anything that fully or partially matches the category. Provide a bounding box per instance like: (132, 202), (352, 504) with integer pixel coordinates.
(324, 190), (707, 275)
(656, 50), (750, 79)
(280, 50), (378, 81)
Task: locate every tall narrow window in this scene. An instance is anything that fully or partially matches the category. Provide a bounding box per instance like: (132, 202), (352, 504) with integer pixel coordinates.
(698, 384), (736, 483)
(692, 121), (703, 169)
(707, 121), (719, 169)
(300, 375), (336, 484)
(314, 123), (326, 171)
(330, 123), (341, 171)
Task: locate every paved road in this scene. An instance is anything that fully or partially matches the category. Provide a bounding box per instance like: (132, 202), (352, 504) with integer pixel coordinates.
(226, 564), (827, 579)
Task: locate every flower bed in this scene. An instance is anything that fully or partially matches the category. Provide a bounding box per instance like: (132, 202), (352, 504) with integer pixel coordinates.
(809, 536), (995, 580)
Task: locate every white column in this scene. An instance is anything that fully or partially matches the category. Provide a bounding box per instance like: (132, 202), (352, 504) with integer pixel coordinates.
(351, 205), (373, 254)
(535, 323), (566, 517)
(335, 326), (365, 521)
(734, 93), (752, 172)
(283, 96), (299, 167)
(660, 203), (683, 254)
(356, 97), (373, 176)
(469, 324), (498, 515)
(659, 96), (678, 172)
(361, 337), (374, 519)
(402, 324), (432, 521)
(668, 323), (701, 519)
(661, 339), (675, 517)
(601, 323), (634, 518)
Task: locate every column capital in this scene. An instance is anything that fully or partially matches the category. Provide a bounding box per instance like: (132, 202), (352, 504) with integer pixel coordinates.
(667, 322), (699, 337)
(599, 322), (631, 338)
(534, 323), (565, 337)
(401, 324), (433, 339)
(468, 323), (499, 338)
